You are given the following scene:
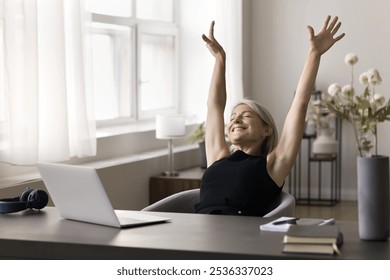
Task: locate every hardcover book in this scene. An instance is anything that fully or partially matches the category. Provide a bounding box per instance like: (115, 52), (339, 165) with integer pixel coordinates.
(282, 225), (343, 255)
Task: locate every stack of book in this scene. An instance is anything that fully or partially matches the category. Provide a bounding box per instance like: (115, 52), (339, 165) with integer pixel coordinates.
(282, 225), (343, 255)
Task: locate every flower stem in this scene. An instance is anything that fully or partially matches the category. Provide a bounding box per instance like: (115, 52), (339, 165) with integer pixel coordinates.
(351, 120), (363, 157)
(351, 65), (354, 86)
(348, 111), (363, 156)
(349, 64), (363, 156)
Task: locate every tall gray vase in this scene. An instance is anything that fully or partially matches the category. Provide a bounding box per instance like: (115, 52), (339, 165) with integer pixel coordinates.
(357, 156), (390, 241)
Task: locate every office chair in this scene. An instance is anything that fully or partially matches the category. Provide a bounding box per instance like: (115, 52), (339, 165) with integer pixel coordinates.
(142, 188), (295, 218)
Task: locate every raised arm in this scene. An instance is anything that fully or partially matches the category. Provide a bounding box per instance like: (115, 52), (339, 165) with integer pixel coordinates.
(268, 16), (345, 186)
(202, 21), (230, 166)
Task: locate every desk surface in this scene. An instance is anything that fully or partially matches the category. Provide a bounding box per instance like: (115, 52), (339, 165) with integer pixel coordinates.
(0, 207), (389, 259)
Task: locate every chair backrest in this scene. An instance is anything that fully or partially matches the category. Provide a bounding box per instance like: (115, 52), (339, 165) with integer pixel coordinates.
(142, 188), (295, 218)
(142, 189), (200, 213)
(262, 190), (296, 218)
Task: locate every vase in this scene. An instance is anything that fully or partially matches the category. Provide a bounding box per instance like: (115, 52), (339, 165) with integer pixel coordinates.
(312, 127), (338, 156)
(357, 155), (390, 241)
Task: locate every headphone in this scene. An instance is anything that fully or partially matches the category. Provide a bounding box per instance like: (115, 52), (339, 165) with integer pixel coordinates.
(0, 188), (49, 214)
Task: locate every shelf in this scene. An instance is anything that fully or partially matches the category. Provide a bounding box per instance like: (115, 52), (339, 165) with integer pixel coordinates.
(288, 113), (342, 205)
(295, 198), (340, 206)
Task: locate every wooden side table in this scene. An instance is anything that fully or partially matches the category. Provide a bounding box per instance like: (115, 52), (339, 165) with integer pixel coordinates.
(149, 167), (204, 204)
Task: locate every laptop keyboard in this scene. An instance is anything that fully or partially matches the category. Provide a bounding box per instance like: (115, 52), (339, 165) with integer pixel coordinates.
(115, 210), (168, 225)
(117, 216), (145, 225)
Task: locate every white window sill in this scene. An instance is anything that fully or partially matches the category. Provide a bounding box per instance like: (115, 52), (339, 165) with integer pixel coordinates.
(96, 119), (200, 139)
(96, 120), (156, 138)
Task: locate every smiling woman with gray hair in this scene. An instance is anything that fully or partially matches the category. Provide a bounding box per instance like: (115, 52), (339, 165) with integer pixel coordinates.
(195, 16), (345, 216)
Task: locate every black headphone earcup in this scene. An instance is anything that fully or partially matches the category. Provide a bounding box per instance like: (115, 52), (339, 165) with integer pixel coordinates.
(20, 188), (34, 202)
(27, 190), (49, 210)
(0, 188), (48, 214)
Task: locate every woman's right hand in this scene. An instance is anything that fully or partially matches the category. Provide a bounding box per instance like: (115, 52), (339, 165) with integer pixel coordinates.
(202, 21), (226, 61)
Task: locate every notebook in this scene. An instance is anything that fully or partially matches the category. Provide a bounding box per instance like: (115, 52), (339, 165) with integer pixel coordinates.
(260, 216), (336, 232)
(36, 162), (171, 228)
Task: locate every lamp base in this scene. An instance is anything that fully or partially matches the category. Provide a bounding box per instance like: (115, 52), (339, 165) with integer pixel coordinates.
(161, 139), (180, 177)
(161, 170), (180, 177)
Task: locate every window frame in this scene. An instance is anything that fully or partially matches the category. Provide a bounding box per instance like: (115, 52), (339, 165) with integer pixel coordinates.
(136, 21), (179, 120)
(90, 1), (180, 129)
(91, 19), (137, 124)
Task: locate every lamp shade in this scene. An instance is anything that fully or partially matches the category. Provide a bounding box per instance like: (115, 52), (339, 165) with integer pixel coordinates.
(156, 114), (186, 139)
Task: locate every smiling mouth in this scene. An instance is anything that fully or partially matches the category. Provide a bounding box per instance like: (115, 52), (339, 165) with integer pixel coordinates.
(232, 127), (246, 132)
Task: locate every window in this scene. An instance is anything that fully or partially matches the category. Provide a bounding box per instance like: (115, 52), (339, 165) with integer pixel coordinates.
(91, 0), (178, 125)
(91, 23), (134, 121)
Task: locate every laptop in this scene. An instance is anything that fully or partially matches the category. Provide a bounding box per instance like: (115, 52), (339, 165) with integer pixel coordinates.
(36, 162), (171, 228)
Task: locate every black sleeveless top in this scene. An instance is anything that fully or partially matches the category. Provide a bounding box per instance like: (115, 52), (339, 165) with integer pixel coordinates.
(195, 150), (282, 216)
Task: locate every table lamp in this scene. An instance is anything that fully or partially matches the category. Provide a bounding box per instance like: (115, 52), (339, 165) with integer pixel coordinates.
(156, 114), (186, 176)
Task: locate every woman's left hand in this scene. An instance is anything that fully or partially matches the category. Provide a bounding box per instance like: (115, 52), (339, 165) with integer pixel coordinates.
(307, 15), (345, 55)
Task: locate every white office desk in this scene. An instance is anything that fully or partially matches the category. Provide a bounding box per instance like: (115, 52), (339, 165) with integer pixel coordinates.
(0, 207), (388, 259)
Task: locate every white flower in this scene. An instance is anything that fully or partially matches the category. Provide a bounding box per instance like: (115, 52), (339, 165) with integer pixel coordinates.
(331, 94), (343, 105)
(370, 101), (377, 113)
(328, 83), (341, 96)
(341, 84), (354, 98)
(344, 53), (358, 65)
(372, 93), (385, 106)
(367, 69), (382, 86)
(359, 72), (369, 86)
(327, 52), (390, 157)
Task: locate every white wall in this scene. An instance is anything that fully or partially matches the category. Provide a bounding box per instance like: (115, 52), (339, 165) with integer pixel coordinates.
(247, 0), (390, 199)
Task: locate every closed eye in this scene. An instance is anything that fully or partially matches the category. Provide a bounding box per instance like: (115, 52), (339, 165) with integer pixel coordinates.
(230, 111), (255, 121)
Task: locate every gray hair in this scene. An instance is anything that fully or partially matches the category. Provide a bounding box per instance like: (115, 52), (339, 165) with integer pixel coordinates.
(232, 98), (278, 156)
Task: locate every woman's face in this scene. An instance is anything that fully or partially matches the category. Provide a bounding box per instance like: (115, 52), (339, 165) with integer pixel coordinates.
(227, 104), (268, 147)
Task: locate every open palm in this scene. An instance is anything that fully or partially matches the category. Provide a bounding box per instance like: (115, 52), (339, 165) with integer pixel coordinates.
(308, 16), (345, 55)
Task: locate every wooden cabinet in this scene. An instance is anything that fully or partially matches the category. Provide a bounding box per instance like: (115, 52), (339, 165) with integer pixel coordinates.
(149, 167), (204, 204)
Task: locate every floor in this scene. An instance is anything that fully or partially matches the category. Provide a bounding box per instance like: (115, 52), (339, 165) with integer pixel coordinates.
(294, 201), (358, 221)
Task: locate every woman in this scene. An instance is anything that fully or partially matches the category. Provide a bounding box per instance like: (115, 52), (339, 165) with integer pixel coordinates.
(195, 16), (345, 216)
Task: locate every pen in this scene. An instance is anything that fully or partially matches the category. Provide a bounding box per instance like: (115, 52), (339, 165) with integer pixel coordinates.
(272, 218), (300, 225)
(318, 218), (335, 226)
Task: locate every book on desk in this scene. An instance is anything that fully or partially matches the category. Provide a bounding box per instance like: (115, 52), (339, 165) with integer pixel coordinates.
(260, 217), (342, 255)
(282, 224), (343, 255)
